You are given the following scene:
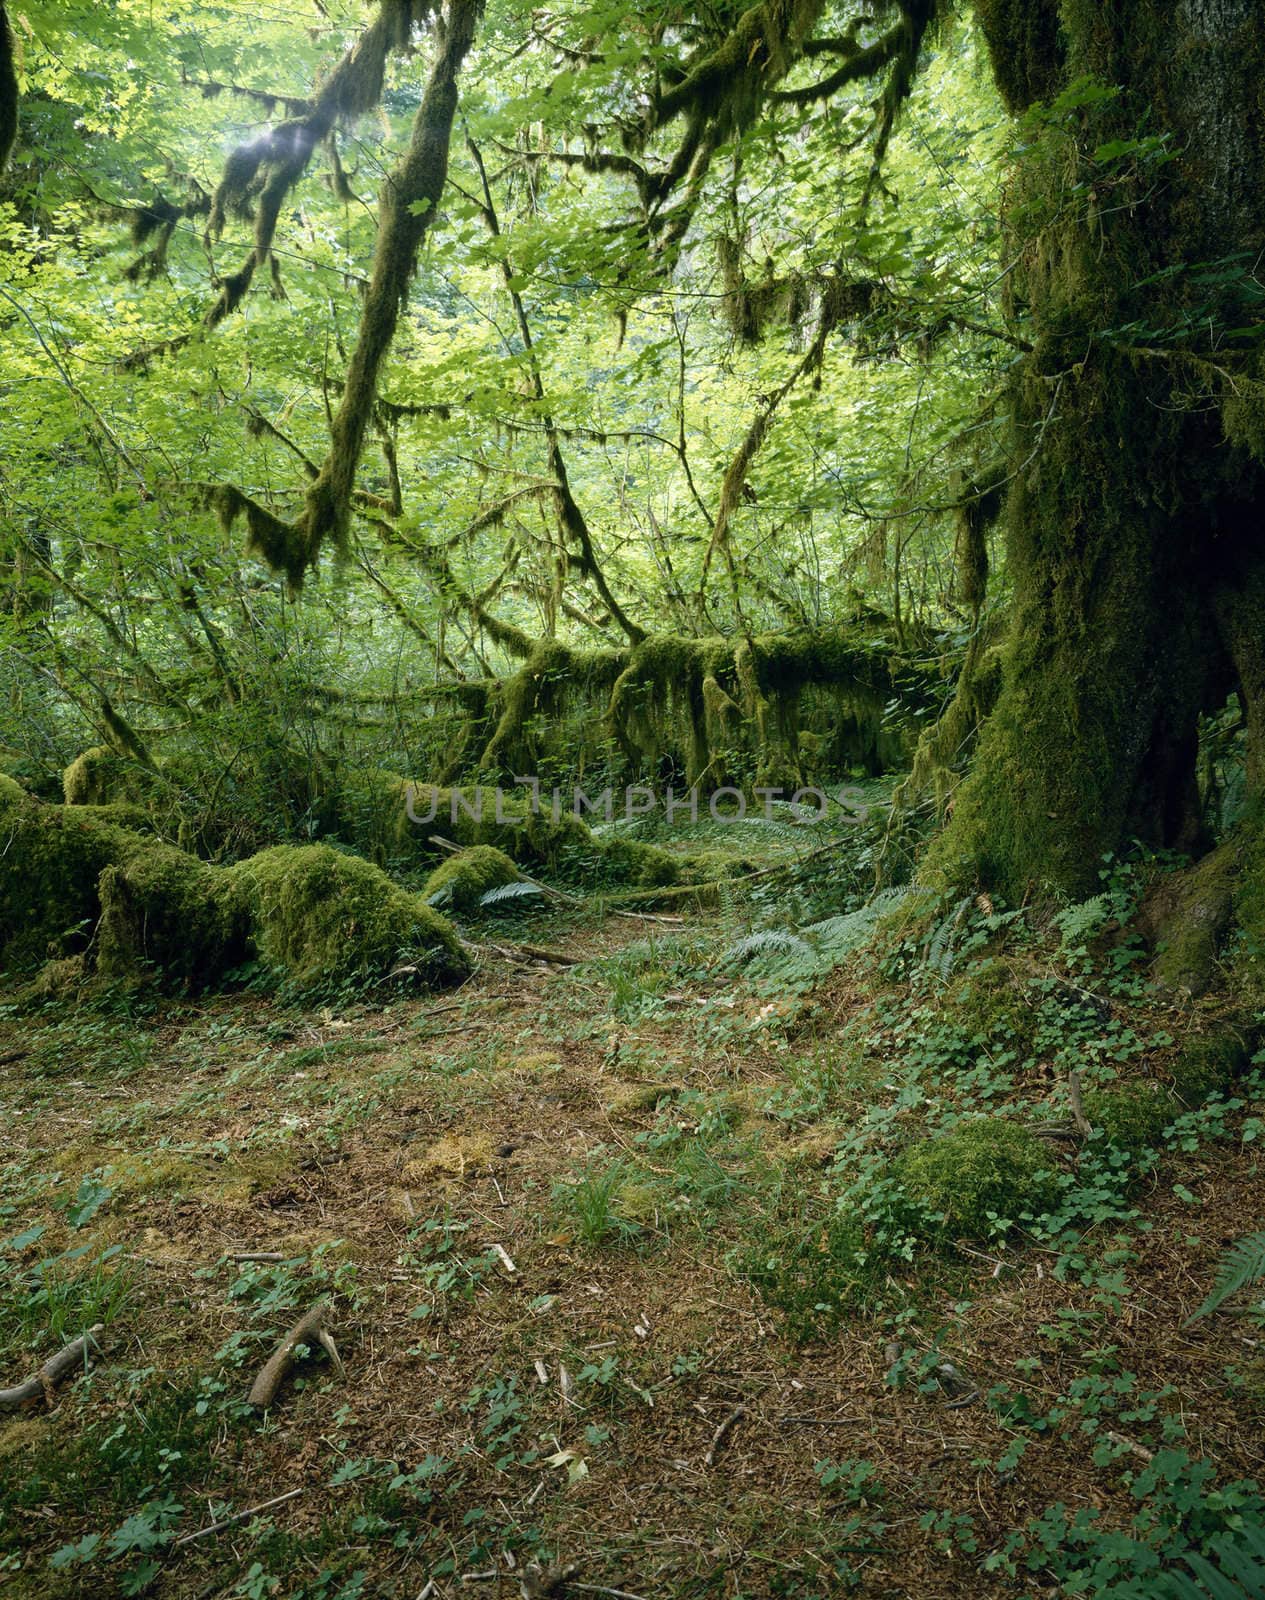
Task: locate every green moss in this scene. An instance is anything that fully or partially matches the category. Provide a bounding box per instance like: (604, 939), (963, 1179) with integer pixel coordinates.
(944, 959), (1033, 1045)
(424, 845), (521, 911)
(1083, 1082), (1178, 1153)
(63, 747), (140, 807)
(0, 794), (144, 969)
(1170, 1026), (1249, 1106)
(1143, 844), (1238, 996)
(974, 0), (1063, 113)
(96, 843), (251, 992)
(0, 772), (26, 807)
(229, 843), (466, 990)
(893, 1117), (1058, 1239)
(598, 838), (682, 889)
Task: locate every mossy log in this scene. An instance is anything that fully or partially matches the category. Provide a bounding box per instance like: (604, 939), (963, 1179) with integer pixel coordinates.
(0, 782), (466, 994)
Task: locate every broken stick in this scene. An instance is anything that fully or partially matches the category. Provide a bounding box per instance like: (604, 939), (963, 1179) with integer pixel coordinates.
(0, 1325), (105, 1413)
(703, 1403), (746, 1468)
(1067, 1069), (1094, 1140)
(247, 1301), (342, 1410)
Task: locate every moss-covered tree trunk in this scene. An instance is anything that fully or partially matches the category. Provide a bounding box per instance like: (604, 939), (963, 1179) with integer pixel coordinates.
(927, 0), (1265, 899)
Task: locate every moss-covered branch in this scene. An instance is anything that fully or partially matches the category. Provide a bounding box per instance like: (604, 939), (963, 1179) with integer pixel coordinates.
(205, 0), (427, 326)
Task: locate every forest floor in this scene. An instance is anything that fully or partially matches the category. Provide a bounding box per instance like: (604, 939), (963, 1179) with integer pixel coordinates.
(2, 847), (1265, 1600)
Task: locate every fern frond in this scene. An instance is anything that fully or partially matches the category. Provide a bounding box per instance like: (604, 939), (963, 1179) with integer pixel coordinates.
(478, 880), (546, 906)
(926, 895), (971, 981)
(1187, 1228), (1265, 1322)
(724, 931), (812, 966)
(1152, 1519), (1265, 1598)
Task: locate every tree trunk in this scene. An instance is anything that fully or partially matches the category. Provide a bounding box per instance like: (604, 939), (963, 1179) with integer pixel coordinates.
(926, 0), (1265, 900)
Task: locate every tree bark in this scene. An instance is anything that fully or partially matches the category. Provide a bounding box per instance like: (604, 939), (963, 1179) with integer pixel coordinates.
(926, 0), (1265, 900)
(0, 2), (17, 173)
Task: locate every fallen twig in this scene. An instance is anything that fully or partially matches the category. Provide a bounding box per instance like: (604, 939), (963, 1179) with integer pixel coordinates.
(247, 1302), (341, 1410)
(0, 1325), (105, 1413)
(227, 1252), (284, 1264)
(1067, 1069), (1094, 1140)
(174, 1488), (304, 1546)
(573, 1586), (651, 1600)
(1106, 1428), (1155, 1463)
(703, 1402), (746, 1467)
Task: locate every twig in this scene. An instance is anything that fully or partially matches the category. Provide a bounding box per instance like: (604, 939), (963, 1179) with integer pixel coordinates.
(1106, 1429), (1154, 1463)
(1067, 1070), (1094, 1140)
(0, 1325), (105, 1412)
(247, 1302), (340, 1410)
(227, 1252), (284, 1263)
(573, 1586), (651, 1600)
(174, 1488), (304, 1546)
(703, 1403), (746, 1467)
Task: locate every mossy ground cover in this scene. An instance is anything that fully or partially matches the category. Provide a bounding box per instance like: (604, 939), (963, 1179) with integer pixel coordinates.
(2, 840), (1265, 1599)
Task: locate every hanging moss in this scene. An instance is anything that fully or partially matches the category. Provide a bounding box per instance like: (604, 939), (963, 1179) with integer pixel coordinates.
(229, 843), (466, 991)
(892, 1117), (1058, 1239)
(973, 0), (1064, 114)
(424, 846), (522, 911)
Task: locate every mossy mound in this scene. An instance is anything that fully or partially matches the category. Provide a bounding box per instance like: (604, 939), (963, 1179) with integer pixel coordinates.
(96, 843), (252, 991)
(2, 788), (467, 996)
(230, 844), (467, 991)
(356, 777), (593, 872)
(0, 787), (143, 968)
(1084, 1082), (1179, 1153)
(944, 959), (1034, 1045)
(893, 1117), (1058, 1239)
(424, 846), (522, 912)
(1170, 1025), (1250, 1106)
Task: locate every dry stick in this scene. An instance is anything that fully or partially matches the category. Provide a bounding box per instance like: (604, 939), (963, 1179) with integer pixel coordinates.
(0, 1325), (105, 1413)
(247, 1302), (340, 1410)
(1107, 1429), (1155, 1463)
(1067, 1070), (1094, 1140)
(174, 1488), (304, 1546)
(703, 1403), (746, 1467)
(572, 1586), (652, 1600)
(227, 1252), (284, 1264)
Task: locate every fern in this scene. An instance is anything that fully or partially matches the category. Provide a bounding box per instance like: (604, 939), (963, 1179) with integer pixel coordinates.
(1187, 1228), (1265, 1323)
(478, 880), (546, 906)
(722, 931), (813, 967)
(1152, 1518), (1265, 1598)
(925, 895), (972, 981)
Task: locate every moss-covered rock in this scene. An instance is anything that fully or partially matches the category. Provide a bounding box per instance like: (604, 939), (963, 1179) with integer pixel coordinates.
(1170, 1025), (1250, 1106)
(1083, 1082), (1179, 1153)
(230, 843), (466, 991)
(424, 846), (522, 911)
(96, 843), (251, 991)
(893, 1117), (1058, 1238)
(1139, 844), (1238, 996)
